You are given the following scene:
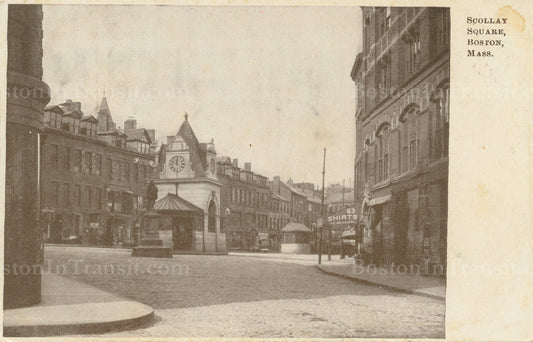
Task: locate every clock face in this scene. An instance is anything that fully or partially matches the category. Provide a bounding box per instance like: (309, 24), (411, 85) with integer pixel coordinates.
(210, 158), (216, 174)
(169, 156), (185, 173)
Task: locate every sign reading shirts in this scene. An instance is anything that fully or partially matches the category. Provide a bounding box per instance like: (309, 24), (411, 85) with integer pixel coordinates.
(327, 207), (357, 227)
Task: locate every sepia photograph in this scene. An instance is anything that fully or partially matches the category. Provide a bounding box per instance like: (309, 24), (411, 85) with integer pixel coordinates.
(3, 4), (450, 338)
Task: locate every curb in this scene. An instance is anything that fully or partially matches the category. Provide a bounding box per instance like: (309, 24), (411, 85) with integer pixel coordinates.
(315, 265), (445, 302)
(4, 310), (154, 337)
(45, 244), (132, 252)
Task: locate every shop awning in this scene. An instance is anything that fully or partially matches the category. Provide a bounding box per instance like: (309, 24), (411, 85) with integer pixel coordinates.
(369, 194), (392, 206)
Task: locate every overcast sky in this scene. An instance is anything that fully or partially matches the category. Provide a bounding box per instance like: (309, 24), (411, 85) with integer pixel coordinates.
(42, 5), (361, 187)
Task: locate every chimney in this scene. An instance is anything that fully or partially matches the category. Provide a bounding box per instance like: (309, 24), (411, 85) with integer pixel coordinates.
(244, 162), (251, 171)
(232, 159), (238, 168)
(124, 119), (137, 130)
(146, 129), (156, 144)
(73, 102), (81, 112)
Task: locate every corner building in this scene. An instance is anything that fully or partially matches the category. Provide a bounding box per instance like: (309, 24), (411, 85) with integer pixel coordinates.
(352, 7), (449, 268)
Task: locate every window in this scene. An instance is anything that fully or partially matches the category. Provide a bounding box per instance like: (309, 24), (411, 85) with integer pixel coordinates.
(62, 183), (70, 208)
(385, 7), (392, 31)
(62, 116), (72, 132)
(438, 9), (450, 46)
(95, 154), (102, 176)
(432, 85), (450, 159)
(120, 161), (129, 182)
(376, 124), (390, 182)
(50, 182), (59, 207)
(408, 26), (421, 72)
(399, 106), (419, 172)
(96, 188), (102, 209)
(75, 185), (81, 207)
(378, 54), (392, 94)
(139, 164), (145, 180)
(107, 158), (113, 179)
(54, 113), (62, 129)
(63, 147), (70, 170)
(125, 162), (130, 182)
(88, 187), (93, 209)
(134, 163), (139, 182)
(74, 119), (80, 134)
(82, 152), (92, 174)
(74, 149), (81, 172)
(50, 144), (59, 168)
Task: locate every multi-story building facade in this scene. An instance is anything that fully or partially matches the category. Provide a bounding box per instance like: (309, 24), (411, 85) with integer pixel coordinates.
(352, 7), (449, 268)
(40, 98), (155, 246)
(217, 158), (271, 250)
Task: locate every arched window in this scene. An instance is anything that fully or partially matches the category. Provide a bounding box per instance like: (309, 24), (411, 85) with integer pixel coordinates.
(431, 83), (450, 159)
(376, 122), (391, 182)
(208, 200), (216, 233)
(399, 104), (420, 173)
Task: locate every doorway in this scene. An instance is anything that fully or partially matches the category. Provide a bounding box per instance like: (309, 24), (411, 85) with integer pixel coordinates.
(172, 217), (192, 251)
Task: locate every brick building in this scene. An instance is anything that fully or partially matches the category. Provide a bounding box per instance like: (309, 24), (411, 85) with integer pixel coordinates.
(352, 7), (449, 268)
(217, 158), (271, 250)
(40, 97), (155, 246)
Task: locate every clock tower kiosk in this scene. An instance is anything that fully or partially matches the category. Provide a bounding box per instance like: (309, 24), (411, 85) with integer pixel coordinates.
(152, 114), (226, 253)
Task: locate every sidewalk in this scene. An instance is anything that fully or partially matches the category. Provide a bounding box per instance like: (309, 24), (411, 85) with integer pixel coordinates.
(316, 262), (446, 301)
(228, 251), (347, 265)
(3, 272), (154, 337)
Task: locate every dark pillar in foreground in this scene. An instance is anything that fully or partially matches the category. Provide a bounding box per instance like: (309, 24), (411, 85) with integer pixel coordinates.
(4, 4), (50, 309)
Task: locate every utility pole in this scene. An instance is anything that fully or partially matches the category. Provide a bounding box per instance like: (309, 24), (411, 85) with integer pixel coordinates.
(319, 148), (326, 265)
(340, 179), (345, 259)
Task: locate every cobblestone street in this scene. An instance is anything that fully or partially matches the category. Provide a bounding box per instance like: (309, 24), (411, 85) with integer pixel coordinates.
(44, 246), (445, 338)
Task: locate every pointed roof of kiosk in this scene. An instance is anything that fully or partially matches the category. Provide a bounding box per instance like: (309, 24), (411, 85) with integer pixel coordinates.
(281, 222), (312, 233)
(153, 193), (203, 213)
(176, 113), (207, 175)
